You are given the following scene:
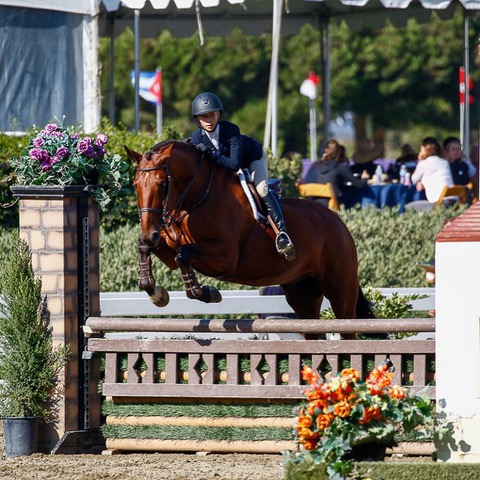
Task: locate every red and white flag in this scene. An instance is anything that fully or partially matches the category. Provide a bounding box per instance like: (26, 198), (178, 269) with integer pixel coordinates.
(300, 71), (321, 100)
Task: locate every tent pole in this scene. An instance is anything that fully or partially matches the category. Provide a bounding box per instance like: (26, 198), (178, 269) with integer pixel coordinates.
(264, 0), (282, 156)
(108, 13), (115, 125)
(134, 9), (140, 133)
(320, 15), (330, 150)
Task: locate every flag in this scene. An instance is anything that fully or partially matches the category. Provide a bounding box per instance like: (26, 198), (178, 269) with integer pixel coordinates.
(300, 71), (321, 100)
(131, 69), (162, 105)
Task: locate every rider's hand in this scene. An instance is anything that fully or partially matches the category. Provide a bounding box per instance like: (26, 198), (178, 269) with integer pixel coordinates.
(196, 143), (213, 158)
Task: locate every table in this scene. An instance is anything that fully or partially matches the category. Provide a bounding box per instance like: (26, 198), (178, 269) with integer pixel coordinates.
(343, 183), (427, 212)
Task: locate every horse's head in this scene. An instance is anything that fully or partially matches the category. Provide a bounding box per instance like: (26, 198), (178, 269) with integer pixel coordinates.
(125, 141), (174, 247)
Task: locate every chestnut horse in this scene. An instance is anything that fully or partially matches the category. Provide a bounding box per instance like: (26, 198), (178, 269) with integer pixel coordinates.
(125, 140), (374, 326)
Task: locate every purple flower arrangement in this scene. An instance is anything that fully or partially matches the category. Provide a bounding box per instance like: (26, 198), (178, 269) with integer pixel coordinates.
(11, 122), (131, 210)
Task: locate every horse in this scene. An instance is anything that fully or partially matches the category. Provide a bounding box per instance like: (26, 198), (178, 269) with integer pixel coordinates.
(125, 140), (374, 335)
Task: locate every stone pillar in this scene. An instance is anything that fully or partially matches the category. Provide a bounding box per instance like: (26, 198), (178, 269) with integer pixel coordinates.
(11, 186), (102, 453)
(435, 202), (480, 461)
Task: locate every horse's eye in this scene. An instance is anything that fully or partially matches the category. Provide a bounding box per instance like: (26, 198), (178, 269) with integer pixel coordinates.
(159, 182), (167, 193)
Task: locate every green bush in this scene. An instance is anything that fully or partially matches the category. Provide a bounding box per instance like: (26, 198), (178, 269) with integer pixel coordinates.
(0, 204), (461, 292)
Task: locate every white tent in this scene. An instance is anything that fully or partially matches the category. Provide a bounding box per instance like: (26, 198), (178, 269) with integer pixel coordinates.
(0, 1), (100, 132)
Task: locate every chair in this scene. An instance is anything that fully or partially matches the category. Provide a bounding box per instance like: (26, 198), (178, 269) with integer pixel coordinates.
(297, 182), (340, 211)
(435, 185), (470, 208)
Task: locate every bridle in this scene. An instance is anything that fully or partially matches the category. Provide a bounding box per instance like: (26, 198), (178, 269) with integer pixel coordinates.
(136, 145), (214, 228)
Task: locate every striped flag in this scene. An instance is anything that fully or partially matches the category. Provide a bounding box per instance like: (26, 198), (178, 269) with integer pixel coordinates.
(131, 69), (162, 105)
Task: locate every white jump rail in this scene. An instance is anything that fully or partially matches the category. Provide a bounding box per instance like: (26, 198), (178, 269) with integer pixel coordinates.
(98, 287), (435, 316)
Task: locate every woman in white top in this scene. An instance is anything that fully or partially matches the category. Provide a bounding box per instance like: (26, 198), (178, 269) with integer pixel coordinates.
(412, 137), (453, 203)
(405, 137), (453, 211)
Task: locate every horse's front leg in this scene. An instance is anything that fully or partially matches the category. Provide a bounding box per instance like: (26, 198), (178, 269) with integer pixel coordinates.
(138, 237), (170, 307)
(175, 246), (222, 303)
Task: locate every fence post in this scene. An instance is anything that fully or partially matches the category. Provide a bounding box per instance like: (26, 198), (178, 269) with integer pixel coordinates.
(11, 186), (102, 453)
(435, 202), (480, 462)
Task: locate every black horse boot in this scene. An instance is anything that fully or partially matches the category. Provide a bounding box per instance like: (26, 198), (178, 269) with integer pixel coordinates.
(263, 191), (296, 261)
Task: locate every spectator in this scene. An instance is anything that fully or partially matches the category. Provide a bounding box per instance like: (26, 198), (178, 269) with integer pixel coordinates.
(388, 143), (417, 181)
(303, 139), (368, 208)
(406, 137), (454, 211)
(442, 136), (476, 185)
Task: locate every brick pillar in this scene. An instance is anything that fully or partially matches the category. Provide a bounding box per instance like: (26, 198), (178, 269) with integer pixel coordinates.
(11, 186), (102, 453)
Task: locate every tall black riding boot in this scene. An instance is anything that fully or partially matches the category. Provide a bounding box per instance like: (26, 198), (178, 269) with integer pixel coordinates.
(263, 191), (296, 261)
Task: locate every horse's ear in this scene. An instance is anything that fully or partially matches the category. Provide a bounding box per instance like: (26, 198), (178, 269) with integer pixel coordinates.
(124, 145), (142, 165)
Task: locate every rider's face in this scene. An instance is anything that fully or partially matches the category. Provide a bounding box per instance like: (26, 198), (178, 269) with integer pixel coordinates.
(197, 111), (220, 132)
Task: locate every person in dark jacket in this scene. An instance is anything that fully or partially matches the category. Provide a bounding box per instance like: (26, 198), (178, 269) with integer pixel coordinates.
(190, 92), (295, 261)
(442, 136), (475, 185)
(303, 139), (368, 207)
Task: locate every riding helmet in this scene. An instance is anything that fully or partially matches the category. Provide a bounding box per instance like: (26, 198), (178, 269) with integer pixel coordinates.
(192, 92), (223, 117)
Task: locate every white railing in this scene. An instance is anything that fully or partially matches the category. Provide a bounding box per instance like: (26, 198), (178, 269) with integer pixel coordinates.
(98, 287), (435, 317)
(0, 288), (435, 319)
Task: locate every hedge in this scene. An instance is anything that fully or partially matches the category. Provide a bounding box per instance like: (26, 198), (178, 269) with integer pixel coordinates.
(0, 205), (461, 291)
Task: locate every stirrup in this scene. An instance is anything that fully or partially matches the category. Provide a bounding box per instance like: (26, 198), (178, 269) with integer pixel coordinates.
(275, 232), (296, 261)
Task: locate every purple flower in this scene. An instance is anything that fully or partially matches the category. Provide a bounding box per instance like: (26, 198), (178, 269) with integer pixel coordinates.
(55, 146), (69, 159)
(71, 133), (80, 141)
(29, 148), (49, 162)
(40, 159), (53, 171)
(44, 124), (58, 134)
(96, 133), (108, 145)
(51, 156), (60, 165)
(85, 145), (95, 158)
(76, 138), (92, 154)
(33, 137), (44, 147)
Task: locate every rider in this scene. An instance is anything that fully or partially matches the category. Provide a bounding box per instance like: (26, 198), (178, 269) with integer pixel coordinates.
(190, 92), (296, 261)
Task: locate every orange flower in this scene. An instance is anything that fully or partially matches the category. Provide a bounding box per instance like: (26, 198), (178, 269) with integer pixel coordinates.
(389, 384), (406, 400)
(307, 399), (328, 415)
(359, 406), (382, 424)
(340, 367), (360, 382)
(302, 365), (320, 384)
(316, 413), (333, 431)
(296, 415), (313, 429)
(302, 439), (319, 450)
(333, 400), (351, 418)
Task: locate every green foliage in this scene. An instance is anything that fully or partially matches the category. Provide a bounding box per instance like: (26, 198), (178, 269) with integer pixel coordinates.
(284, 460), (480, 480)
(0, 232), (70, 418)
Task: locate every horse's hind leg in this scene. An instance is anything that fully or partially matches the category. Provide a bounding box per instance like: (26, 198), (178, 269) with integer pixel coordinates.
(175, 246), (222, 303)
(281, 278), (325, 340)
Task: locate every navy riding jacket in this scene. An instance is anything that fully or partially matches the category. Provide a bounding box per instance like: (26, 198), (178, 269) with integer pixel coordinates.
(191, 120), (263, 171)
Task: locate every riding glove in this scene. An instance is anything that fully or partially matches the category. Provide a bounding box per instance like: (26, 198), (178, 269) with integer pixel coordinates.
(196, 143), (214, 158)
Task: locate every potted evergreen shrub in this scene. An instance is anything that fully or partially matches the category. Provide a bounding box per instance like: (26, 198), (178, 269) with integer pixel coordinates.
(0, 232), (70, 457)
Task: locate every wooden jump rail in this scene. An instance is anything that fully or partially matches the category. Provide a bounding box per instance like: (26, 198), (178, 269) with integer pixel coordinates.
(85, 317), (436, 400)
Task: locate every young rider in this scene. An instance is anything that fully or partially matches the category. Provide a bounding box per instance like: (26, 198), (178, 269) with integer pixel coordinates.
(190, 92), (296, 261)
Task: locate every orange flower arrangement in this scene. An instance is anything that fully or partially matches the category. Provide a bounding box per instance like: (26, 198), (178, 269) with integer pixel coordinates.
(285, 361), (434, 479)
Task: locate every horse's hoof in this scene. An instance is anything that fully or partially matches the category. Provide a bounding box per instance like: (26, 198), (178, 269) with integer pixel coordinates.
(149, 286), (170, 307)
(202, 286), (222, 303)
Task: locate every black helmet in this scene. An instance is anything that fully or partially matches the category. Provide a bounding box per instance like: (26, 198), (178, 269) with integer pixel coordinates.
(192, 92), (223, 117)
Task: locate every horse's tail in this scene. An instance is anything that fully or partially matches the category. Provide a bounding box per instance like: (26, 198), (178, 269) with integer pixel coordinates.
(356, 285), (375, 319)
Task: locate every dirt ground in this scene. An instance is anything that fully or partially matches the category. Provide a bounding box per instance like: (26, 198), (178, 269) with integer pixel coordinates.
(0, 427), (433, 480)
(0, 451), (285, 480)
(0, 450), (434, 480)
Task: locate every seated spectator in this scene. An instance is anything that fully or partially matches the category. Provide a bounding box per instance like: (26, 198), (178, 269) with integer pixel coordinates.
(406, 136), (454, 211)
(350, 137), (383, 177)
(388, 143), (418, 181)
(442, 136), (476, 185)
(302, 139), (368, 208)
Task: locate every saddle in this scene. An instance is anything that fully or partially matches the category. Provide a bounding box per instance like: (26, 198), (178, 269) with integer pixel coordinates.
(237, 168), (282, 221)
